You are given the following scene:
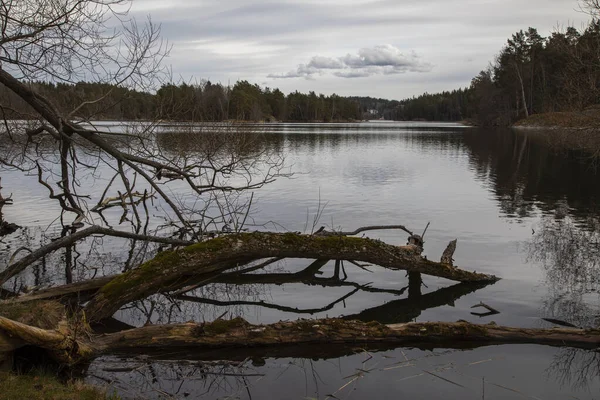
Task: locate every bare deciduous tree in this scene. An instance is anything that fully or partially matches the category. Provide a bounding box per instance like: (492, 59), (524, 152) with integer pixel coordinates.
(0, 0), (520, 372)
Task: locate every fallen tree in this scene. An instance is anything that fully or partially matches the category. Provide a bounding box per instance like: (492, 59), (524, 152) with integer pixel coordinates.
(83, 231), (498, 322)
(0, 224), (590, 373)
(0, 222), (503, 369)
(2, 314), (600, 368)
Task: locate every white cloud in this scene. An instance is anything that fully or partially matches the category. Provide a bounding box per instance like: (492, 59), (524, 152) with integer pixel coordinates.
(269, 45), (432, 79)
(343, 45), (419, 68)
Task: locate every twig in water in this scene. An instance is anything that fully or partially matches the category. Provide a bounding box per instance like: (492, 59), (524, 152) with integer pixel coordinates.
(541, 318), (579, 328)
(422, 370), (466, 388)
(470, 301), (500, 317)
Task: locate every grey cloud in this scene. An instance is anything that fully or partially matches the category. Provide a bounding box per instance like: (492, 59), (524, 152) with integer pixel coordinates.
(129, 0), (589, 98)
(267, 64), (317, 79)
(142, 2), (438, 46)
(270, 45), (432, 79)
(333, 71), (371, 78)
(307, 56), (345, 69)
(342, 45), (432, 72)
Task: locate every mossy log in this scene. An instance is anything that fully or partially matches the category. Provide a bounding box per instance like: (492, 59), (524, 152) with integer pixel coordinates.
(84, 232), (498, 322)
(2, 317), (600, 367)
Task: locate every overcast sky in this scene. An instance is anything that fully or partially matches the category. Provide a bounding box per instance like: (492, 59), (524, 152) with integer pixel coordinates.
(130, 0), (590, 100)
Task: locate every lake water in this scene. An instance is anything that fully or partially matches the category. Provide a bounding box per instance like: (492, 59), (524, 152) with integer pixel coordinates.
(1, 121), (600, 399)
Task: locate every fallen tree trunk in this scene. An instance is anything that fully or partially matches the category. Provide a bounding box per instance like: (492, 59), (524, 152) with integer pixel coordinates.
(84, 232), (499, 322)
(94, 319), (600, 352)
(2, 317), (600, 367)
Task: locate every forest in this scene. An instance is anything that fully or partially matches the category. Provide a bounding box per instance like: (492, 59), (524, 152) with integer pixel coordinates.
(393, 20), (600, 125)
(0, 79), (364, 122)
(3, 20), (600, 126)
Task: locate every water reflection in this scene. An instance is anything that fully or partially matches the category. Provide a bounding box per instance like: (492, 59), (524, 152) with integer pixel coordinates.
(345, 273), (492, 324)
(89, 344), (600, 399)
(2, 122), (600, 398)
(523, 207), (600, 393)
(528, 216), (600, 329)
(166, 261), (494, 326)
(548, 347), (600, 391)
(462, 129), (600, 221)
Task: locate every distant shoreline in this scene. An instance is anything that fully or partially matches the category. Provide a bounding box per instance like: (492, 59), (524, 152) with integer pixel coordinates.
(510, 110), (600, 155)
(1, 117), (471, 126)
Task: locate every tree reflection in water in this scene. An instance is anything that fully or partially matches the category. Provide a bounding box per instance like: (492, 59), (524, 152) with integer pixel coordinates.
(528, 215), (600, 389)
(529, 215), (600, 328)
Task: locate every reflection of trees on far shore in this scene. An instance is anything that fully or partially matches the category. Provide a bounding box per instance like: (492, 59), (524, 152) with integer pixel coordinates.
(461, 128), (599, 221)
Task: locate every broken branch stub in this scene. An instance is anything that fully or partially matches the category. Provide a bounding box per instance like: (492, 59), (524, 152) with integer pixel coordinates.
(441, 239), (458, 266)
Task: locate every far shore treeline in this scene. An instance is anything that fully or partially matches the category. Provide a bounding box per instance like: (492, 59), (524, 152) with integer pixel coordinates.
(2, 20), (600, 126)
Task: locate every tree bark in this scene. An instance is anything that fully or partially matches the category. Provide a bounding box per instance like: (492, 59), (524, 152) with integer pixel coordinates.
(83, 232), (499, 322)
(441, 239), (457, 266)
(94, 319), (600, 352)
(514, 62), (529, 118)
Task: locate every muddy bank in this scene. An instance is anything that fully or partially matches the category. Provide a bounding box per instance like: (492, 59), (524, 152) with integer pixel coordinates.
(513, 106), (600, 130)
(511, 108), (600, 155)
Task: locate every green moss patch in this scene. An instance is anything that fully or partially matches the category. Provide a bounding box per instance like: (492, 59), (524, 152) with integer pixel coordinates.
(203, 317), (249, 335)
(405, 322), (488, 337)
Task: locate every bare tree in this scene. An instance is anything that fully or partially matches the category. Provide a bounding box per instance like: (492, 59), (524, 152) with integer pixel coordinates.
(581, 0), (600, 16)
(0, 0), (288, 238)
(0, 0), (521, 374)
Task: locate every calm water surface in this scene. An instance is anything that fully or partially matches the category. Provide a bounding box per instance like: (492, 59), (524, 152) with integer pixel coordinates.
(2, 121), (600, 399)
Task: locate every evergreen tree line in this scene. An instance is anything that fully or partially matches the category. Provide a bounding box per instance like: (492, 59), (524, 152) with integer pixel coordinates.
(389, 20), (600, 125)
(0, 80), (363, 122)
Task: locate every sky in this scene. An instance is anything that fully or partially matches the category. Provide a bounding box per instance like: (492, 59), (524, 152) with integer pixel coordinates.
(130, 0), (591, 100)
